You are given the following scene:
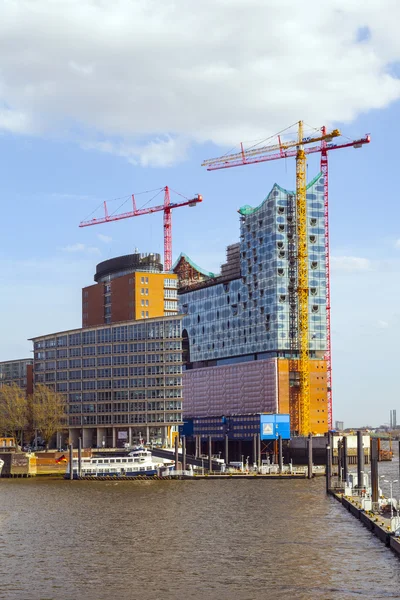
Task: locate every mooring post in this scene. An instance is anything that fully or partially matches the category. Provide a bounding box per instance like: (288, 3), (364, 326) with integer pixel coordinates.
(174, 435), (179, 471)
(278, 435), (283, 473)
(337, 438), (342, 481)
(224, 434), (229, 467)
(257, 433), (261, 469)
(182, 436), (186, 471)
(208, 435), (212, 474)
(253, 434), (257, 467)
(69, 443), (73, 480)
(326, 433), (332, 493)
(343, 435), (348, 483)
(357, 430), (364, 490)
(308, 433), (313, 479)
(78, 437), (82, 478)
(371, 437), (379, 510)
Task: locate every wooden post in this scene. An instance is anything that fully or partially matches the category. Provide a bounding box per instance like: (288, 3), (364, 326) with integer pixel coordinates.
(208, 435), (212, 474)
(257, 433), (261, 469)
(69, 443), (73, 480)
(253, 434), (257, 466)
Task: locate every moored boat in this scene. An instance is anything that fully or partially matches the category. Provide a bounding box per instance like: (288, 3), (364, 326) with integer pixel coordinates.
(65, 446), (173, 479)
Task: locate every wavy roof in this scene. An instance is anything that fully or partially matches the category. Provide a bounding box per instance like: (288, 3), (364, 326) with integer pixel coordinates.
(238, 172), (323, 216)
(172, 252), (216, 278)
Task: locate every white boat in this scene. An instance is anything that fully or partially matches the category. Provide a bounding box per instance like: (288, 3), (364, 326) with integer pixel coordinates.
(65, 446), (173, 478)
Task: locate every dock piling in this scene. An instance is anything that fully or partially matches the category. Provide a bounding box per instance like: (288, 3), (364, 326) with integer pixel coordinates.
(69, 443), (73, 480)
(308, 434), (313, 479)
(371, 437), (379, 510)
(343, 435), (348, 482)
(278, 435), (283, 473)
(357, 430), (364, 489)
(257, 433), (261, 469)
(253, 434), (257, 467)
(208, 435), (212, 474)
(325, 433), (332, 493)
(182, 436), (186, 471)
(174, 435), (179, 471)
(78, 437), (82, 478)
(224, 434), (229, 467)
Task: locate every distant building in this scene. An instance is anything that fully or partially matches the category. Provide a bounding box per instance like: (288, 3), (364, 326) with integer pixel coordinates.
(0, 359), (33, 395)
(82, 252), (178, 328)
(30, 316), (183, 448)
(390, 409), (397, 429)
(174, 174), (329, 435)
(335, 420), (344, 431)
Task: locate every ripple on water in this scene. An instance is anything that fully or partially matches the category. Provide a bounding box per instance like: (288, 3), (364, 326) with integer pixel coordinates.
(0, 477), (400, 600)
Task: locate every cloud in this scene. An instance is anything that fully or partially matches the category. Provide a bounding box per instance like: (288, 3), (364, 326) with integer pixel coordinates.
(377, 320), (389, 329)
(394, 239), (400, 248)
(331, 255), (372, 273)
(61, 242), (100, 255)
(97, 233), (112, 243)
(1, 1), (400, 165)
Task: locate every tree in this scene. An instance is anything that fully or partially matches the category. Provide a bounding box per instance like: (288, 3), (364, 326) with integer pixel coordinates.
(31, 385), (67, 449)
(0, 383), (28, 444)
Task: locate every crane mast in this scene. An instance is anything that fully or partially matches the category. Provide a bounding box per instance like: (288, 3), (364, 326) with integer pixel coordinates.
(295, 122), (310, 435)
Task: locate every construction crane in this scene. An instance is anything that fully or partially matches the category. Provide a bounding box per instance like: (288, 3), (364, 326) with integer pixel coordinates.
(202, 121), (370, 436)
(79, 186), (203, 272)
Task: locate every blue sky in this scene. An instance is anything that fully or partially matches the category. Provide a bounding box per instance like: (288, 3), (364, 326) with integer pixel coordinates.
(1, 0), (400, 427)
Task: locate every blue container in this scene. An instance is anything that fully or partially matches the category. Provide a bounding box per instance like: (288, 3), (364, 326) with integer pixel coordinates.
(260, 414), (290, 440)
(179, 419), (194, 437)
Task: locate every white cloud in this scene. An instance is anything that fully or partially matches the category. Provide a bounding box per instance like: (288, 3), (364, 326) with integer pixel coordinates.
(0, 1), (400, 165)
(97, 233), (112, 243)
(61, 242), (100, 255)
(377, 320), (389, 329)
(331, 255), (372, 273)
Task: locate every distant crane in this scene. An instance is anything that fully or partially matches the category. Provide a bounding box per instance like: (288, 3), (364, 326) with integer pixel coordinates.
(79, 186), (203, 272)
(202, 121), (370, 435)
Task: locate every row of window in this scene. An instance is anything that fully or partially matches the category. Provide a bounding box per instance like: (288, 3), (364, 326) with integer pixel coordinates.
(34, 320), (182, 349)
(46, 377), (182, 391)
(69, 401), (182, 413)
(69, 413), (182, 426)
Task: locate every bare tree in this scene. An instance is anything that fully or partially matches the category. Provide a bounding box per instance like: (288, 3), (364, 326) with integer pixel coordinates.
(31, 385), (67, 449)
(0, 383), (28, 444)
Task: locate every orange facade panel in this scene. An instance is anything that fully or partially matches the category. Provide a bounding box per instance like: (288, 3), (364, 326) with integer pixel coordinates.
(277, 359), (328, 435)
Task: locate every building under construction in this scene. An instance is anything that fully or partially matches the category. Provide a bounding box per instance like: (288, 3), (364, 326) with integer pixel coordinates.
(174, 173), (329, 436)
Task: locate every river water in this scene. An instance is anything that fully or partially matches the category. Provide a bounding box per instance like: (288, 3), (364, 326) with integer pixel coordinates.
(1, 475), (400, 600)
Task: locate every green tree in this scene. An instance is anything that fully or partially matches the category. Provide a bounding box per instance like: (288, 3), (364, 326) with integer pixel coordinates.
(31, 385), (67, 449)
(0, 383), (28, 444)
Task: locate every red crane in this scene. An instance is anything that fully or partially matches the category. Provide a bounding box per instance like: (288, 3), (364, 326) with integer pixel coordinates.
(79, 186), (203, 272)
(203, 127), (370, 430)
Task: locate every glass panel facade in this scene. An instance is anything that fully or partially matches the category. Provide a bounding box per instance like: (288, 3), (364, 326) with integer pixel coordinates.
(179, 175), (327, 362)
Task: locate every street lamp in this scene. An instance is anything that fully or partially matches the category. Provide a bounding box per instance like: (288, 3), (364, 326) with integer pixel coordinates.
(383, 478), (399, 519)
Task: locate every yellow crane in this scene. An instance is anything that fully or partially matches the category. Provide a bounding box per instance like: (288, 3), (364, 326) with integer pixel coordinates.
(202, 121), (341, 436)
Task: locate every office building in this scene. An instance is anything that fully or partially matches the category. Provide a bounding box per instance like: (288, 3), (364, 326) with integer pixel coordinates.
(0, 359), (33, 394)
(82, 252), (178, 327)
(30, 316), (183, 447)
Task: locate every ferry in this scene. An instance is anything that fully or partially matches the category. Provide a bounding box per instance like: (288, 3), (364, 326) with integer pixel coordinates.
(65, 446), (173, 479)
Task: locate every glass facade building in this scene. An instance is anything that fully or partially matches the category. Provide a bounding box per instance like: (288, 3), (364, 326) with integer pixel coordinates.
(0, 359), (33, 391)
(30, 316), (183, 447)
(179, 174), (327, 363)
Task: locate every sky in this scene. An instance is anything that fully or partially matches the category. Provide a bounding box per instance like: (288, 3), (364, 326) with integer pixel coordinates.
(1, 0), (400, 427)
